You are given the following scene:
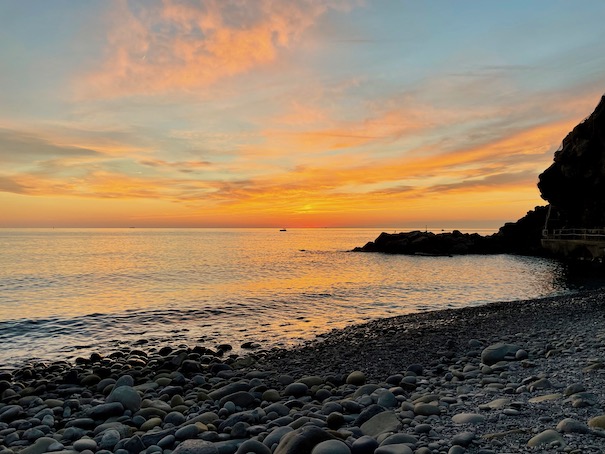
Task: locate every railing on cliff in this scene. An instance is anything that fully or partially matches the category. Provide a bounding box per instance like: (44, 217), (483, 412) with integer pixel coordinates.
(542, 228), (605, 241)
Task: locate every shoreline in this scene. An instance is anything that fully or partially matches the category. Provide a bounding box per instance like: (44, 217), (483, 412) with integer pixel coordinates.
(256, 288), (605, 379)
(2, 290), (605, 453)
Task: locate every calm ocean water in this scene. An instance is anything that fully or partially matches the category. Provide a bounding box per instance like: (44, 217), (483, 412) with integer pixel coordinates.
(0, 228), (584, 367)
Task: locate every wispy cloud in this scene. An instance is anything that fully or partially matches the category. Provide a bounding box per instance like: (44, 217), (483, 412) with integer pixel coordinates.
(80, 0), (348, 98)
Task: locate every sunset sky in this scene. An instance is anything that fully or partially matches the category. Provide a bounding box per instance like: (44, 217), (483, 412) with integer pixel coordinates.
(2, 1), (605, 228)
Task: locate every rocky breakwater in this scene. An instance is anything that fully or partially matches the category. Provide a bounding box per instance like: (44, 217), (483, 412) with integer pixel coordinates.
(353, 206), (548, 256)
(352, 230), (497, 256)
(2, 291), (605, 453)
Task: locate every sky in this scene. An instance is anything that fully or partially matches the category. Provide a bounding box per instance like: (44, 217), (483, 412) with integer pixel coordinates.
(1, 0), (605, 229)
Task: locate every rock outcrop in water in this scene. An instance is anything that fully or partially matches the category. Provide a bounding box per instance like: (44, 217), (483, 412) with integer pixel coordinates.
(538, 95), (605, 229)
(353, 206), (548, 256)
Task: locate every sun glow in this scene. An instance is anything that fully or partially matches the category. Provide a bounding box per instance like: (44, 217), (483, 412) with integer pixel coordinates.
(1, 2), (605, 228)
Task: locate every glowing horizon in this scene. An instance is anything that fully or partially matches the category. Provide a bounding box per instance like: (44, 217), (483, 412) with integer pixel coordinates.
(2, 1), (605, 228)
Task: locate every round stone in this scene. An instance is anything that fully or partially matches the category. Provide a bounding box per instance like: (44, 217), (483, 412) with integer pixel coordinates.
(380, 433), (418, 446)
(107, 386), (141, 412)
(351, 435), (379, 454)
(515, 349), (528, 360)
(262, 389), (281, 402)
(175, 424), (200, 440)
(527, 429), (565, 447)
(165, 411), (187, 426)
(557, 418), (589, 434)
(312, 439), (351, 454)
(327, 412), (345, 429)
(451, 431), (475, 447)
(375, 390), (397, 408)
(588, 415), (605, 429)
(414, 424), (432, 434)
(414, 403), (440, 416)
(114, 374), (135, 388)
(73, 438), (98, 451)
(140, 417), (163, 431)
(448, 446), (466, 454)
(374, 444), (413, 454)
(564, 383), (586, 396)
(407, 364), (423, 375)
(452, 413), (485, 425)
(99, 429), (121, 450)
(346, 371), (366, 386)
(480, 343), (520, 365)
(284, 382), (308, 397)
(262, 426), (293, 448)
(236, 439), (272, 454)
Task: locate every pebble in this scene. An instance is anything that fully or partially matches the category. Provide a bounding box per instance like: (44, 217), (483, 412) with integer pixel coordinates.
(451, 413), (485, 424)
(557, 418), (589, 434)
(527, 429), (565, 447)
(480, 343), (520, 365)
(283, 382), (308, 397)
(99, 429), (121, 450)
(448, 446), (466, 454)
(311, 439), (351, 454)
(346, 371), (367, 386)
(106, 386), (141, 412)
(413, 403), (440, 416)
(5, 292), (605, 454)
(588, 415), (605, 429)
(73, 438), (98, 451)
(374, 444), (413, 454)
(451, 431), (474, 447)
(361, 411), (401, 437)
(351, 435), (379, 454)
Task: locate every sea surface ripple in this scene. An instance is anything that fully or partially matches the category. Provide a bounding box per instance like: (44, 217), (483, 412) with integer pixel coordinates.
(0, 228), (591, 367)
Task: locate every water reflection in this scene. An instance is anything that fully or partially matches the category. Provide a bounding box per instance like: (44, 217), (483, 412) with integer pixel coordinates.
(0, 228), (597, 365)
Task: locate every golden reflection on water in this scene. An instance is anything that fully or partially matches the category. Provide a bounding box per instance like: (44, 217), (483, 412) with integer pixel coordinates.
(0, 228), (574, 364)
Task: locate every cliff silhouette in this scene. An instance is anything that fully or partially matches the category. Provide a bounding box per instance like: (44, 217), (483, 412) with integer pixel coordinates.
(355, 94), (605, 256)
(539, 95), (605, 229)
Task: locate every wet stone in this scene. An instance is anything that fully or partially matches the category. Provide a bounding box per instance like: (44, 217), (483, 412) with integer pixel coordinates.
(173, 439), (219, 454)
(451, 413), (485, 425)
(556, 418), (589, 434)
(361, 411), (401, 437)
(527, 429), (565, 448)
(374, 444), (413, 454)
(414, 403), (440, 416)
(311, 439), (351, 454)
(451, 431), (475, 447)
(346, 371), (366, 386)
(73, 438), (98, 451)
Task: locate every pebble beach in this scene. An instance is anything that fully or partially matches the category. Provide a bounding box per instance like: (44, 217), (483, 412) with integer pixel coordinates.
(3, 290), (605, 454)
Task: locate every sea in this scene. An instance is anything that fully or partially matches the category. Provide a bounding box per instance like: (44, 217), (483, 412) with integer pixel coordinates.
(0, 228), (596, 368)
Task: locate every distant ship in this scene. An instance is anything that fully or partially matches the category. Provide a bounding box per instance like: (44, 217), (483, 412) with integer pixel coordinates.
(279, 228), (287, 232)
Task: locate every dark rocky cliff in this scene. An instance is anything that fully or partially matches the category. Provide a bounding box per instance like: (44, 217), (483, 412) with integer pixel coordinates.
(538, 95), (605, 229)
(356, 94), (605, 256)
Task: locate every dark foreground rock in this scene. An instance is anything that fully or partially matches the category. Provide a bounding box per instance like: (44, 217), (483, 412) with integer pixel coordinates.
(3, 291), (605, 453)
(539, 95), (605, 229)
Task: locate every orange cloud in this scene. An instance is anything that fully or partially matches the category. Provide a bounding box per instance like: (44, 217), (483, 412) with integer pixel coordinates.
(81, 0), (345, 98)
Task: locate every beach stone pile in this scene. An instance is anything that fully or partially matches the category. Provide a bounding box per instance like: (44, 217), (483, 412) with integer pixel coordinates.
(2, 291), (605, 453)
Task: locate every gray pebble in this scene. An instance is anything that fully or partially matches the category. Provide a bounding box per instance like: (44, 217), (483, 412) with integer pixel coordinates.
(312, 439), (351, 454)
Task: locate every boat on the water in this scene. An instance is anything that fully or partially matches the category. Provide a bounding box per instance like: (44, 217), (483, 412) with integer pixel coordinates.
(280, 228), (287, 232)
